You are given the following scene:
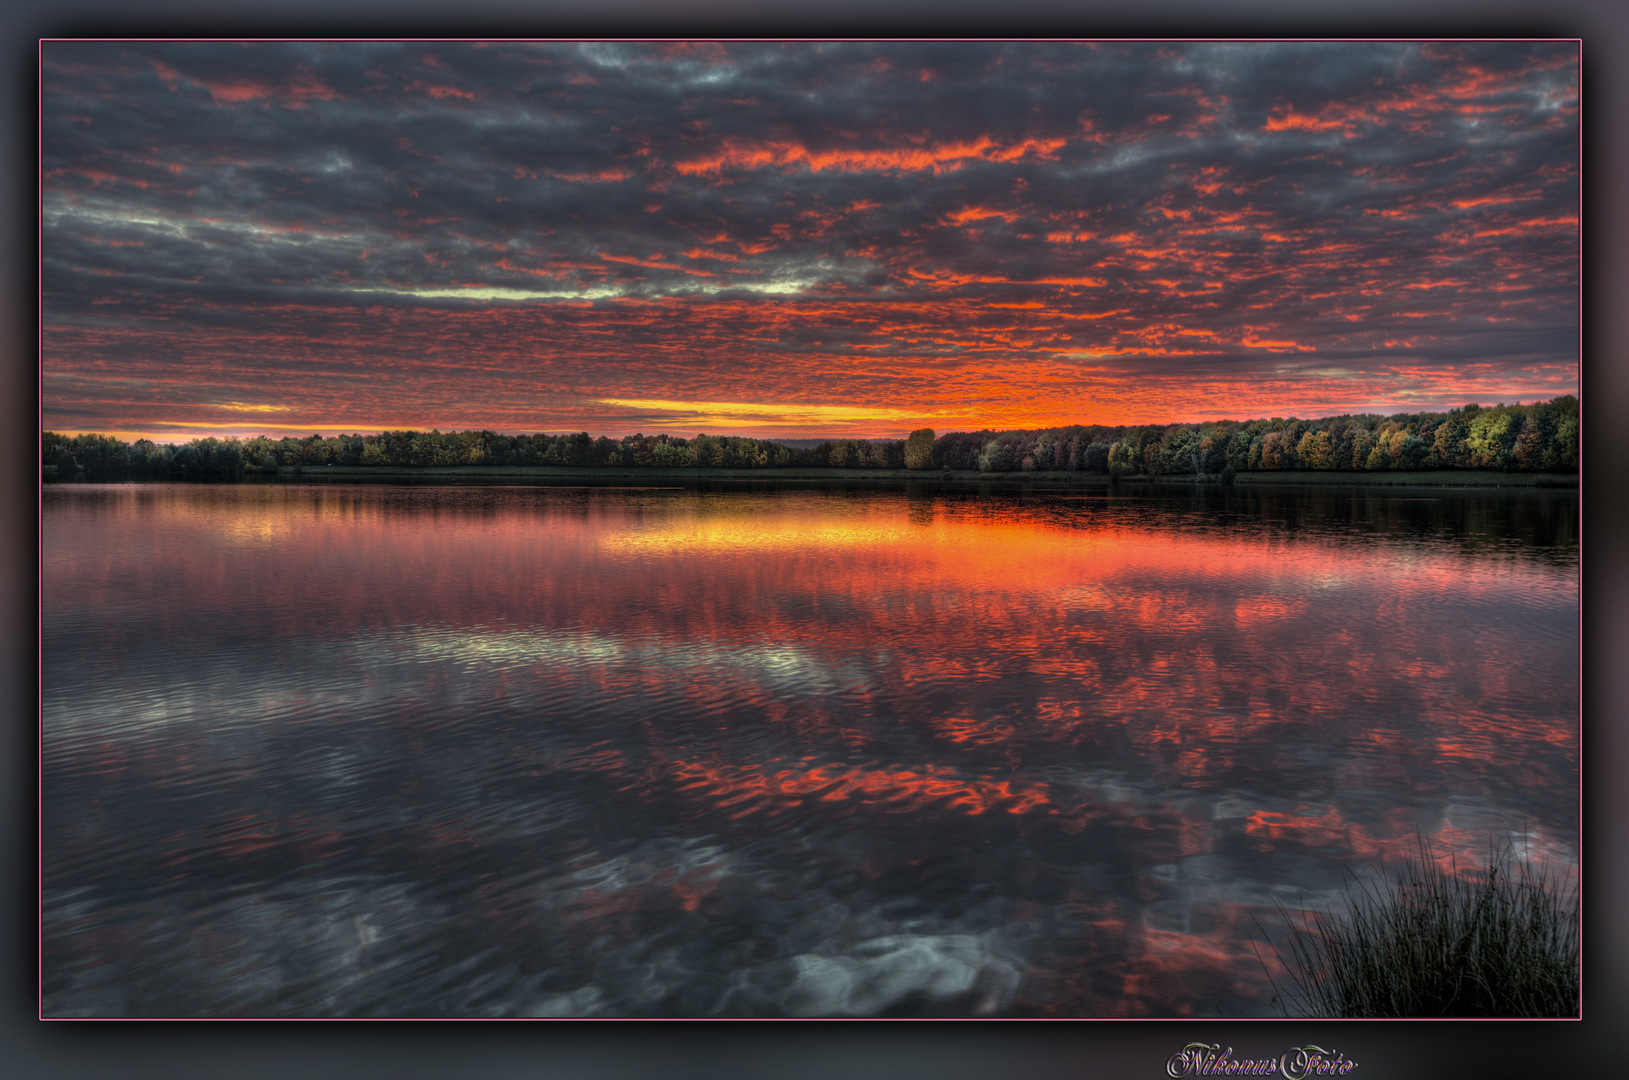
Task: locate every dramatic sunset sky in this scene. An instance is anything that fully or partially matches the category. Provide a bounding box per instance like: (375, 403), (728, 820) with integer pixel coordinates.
(41, 40), (1579, 443)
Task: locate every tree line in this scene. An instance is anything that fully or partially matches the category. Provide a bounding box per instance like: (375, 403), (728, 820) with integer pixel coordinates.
(43, 396), (1576, 482)
(932, 395), (1577, 478)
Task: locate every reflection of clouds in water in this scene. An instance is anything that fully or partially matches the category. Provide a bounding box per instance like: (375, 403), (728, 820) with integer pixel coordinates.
(530, 985), (607, 1017)
(669, 755), (1051, 818)
(1031, 765), (1577, 1007)
(402, 625), (873, 698)
(604, 518), (921, 556)
(722, 934), (1020, 1017)
(559, 836), (733, 896)
(47, 836), (1028, 1017)
(44, 624), (874, 749)
(43, 879), (425, 1017)
(43, 659), (1574, 1017)
(535, 838), (1025, 1017)
(41, 487), (1576, 1015)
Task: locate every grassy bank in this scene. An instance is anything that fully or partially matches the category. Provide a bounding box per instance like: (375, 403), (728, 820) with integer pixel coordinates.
(236, 465), (1571, 488)
(1260, 836), (1579, 1017)
(241, 464), (1113, 486)
(1226, 469), (1576, 488)
(1115, 469), (1573, 487)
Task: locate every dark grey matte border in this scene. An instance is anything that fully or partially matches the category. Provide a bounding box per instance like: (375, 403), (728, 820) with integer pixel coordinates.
(10, 6), (1617, 1079)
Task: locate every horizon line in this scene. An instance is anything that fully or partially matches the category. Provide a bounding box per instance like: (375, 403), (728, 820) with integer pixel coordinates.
(42, 394), (1576, 448)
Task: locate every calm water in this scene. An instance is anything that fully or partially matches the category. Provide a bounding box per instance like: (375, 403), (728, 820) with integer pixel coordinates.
(41, 481), (1578, 1017)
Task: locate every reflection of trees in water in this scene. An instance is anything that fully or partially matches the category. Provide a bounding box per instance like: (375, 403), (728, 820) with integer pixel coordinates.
(1216, 486), (1576, 567)
(923, 484), (1576, 570)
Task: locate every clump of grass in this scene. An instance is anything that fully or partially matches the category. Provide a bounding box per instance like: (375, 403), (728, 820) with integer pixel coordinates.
(1259, 834), (1578, 1017)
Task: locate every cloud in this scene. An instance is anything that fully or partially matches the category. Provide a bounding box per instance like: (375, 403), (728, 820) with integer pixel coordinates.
(595, 398), (941, 431)
(42, 41), (1578, 438)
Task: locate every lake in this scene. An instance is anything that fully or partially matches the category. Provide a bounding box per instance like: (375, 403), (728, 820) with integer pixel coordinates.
(41, 480), (1578, 1017)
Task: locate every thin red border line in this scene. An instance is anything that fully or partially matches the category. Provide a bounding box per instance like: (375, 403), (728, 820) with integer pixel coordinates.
(38, 35), (1583, 1022)
(33, 35), (1527, 37)
(35, 37), (1588, 43)
(36, 34), (46, 1024)
(1573, 34), (1584, 1022)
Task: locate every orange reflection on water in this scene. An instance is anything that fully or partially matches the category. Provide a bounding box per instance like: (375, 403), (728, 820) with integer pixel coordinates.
(43, 484), (1577, 1016)
(45, 485), (1576, 809)
(671, 756), (1051, 817)
(1244, 806), (1388, 859)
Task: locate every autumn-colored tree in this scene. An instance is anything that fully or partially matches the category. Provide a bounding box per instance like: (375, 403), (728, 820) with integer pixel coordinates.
(1296, 429), (1331, 470)
(904, 428), (935, 470)
(1259, 429), (1293, 470)
(1513, 417), (1545, 471)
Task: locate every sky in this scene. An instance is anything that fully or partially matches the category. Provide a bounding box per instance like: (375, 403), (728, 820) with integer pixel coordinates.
(40, 40), (1579, 443)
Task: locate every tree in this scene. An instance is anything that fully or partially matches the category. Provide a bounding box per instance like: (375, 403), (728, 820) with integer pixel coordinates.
(1031, 432), (1056, 471)
(1431, 416), (1467, 468)
(1513, 417), (1545, 471)
(1347, 427), (1374, 470)
(1297, 430), (1332, 470)
(1464, 409), (1518, 471)
(653, 439), (693, 466)
(904, 428), (935, 470)
(1394, 433), (1428, 471)
(1107, 438), (1134, 477)
(1550, 397), (1578, 471)
(1259, 429), (1294, 470)
(978, 437), (1017, 473)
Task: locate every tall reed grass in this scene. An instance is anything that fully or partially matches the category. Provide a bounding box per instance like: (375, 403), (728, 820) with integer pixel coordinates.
(1258, 834), (1578, 1017)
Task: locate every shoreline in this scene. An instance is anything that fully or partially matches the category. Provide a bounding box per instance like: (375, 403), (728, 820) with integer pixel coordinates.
(1196, 469), (1573, 488)
(44, 463), (1577, 489)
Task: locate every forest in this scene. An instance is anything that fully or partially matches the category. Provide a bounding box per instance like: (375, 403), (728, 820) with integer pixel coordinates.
(43, 396), (1577, 483)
